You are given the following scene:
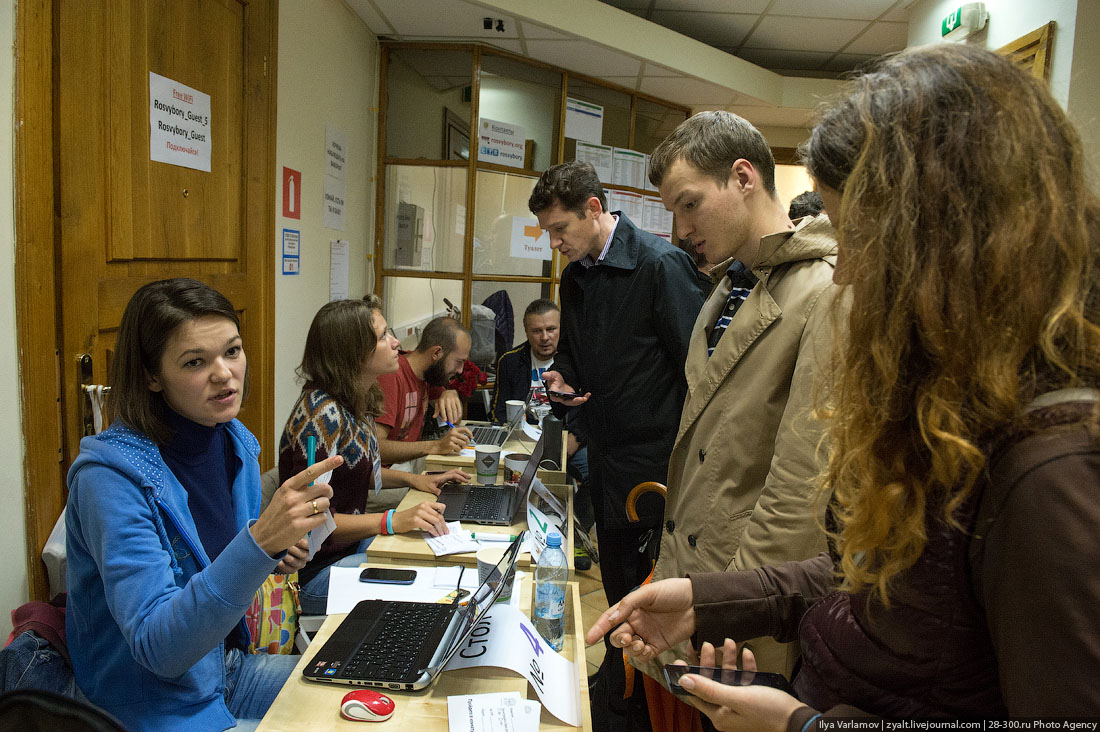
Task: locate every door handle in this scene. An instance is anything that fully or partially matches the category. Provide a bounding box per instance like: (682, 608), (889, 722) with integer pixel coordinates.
(78, 353), (110, 437)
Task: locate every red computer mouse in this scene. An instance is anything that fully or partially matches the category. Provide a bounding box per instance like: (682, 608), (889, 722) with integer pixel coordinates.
(340, 689), (396, 722)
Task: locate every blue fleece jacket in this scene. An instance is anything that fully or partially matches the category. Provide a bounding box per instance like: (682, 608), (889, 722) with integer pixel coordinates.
(65, 420), (281, 732)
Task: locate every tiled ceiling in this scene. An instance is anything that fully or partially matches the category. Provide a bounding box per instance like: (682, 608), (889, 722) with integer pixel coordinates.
(602, 0), (911, 77)
(347, 0), (917, 128)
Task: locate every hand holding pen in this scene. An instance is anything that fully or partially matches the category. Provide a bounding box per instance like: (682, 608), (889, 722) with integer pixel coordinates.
(435, 420), (474, 453)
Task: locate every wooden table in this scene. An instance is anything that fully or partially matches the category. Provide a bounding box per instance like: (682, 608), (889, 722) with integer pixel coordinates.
(366, 480), (575, 573)
(256, 576), (592, 730)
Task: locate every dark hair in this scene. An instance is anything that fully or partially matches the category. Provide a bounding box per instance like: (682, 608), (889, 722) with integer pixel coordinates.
(648, 110), (776, 194)
(108, 278), (247, 444)
(415, 316), (467, 355)
(298, 297), (385, 420)
(528, 161), (607, 218)
(523, 298), (559, 324)
(788, 190), (823, 220)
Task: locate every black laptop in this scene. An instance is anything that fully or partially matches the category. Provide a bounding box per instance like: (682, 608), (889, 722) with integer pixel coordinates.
(437, 432), (545, 525)
(302, 533), (525, 690)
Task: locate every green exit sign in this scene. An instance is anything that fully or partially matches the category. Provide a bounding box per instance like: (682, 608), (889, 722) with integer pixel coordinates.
(942, 7), (963, 36)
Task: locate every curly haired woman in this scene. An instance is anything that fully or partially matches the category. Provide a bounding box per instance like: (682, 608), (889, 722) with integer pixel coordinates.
(588, 44), (1100, 728)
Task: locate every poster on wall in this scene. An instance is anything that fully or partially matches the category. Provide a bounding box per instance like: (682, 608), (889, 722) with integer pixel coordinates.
(575, 141), (613, 184)
(643, 196), (673, 236)
(330, 240), (349, 300)
(149, 72), (212, 172)
(510, 216), (552, 261)
(325, 126), (347, 180)
(478, 117), (526, 169)
(564, 97), (603, 144)
(323, 176), (346, 230)
(612, 148), (646, 189)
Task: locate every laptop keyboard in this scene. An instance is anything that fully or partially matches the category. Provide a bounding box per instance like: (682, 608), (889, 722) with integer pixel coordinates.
(470, 425), (507, 446)
(460, 485), (509, 520)
(341, 602), (452, 681)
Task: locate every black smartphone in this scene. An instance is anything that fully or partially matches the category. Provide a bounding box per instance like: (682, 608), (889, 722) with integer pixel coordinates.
(359, 568), (417, 585)
(662, 664), (794, 696)
(547, 389), (581, 399)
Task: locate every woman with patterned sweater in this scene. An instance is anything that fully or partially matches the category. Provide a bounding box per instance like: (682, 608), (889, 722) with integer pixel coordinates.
(280, 297), (468, 614)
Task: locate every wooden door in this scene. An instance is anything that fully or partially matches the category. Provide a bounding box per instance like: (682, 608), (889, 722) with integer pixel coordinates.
(16, 0), (277, 600)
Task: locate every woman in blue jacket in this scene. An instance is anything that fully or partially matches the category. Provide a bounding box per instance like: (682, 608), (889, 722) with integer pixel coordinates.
(65, 278), (342, 732)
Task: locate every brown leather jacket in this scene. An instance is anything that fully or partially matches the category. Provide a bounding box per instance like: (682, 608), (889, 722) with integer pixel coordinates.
(688, 399), (1100, 727)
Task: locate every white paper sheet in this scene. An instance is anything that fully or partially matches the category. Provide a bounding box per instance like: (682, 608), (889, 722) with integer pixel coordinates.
(447, 692), (541, 732)
(445, 603), (580, 726)
(325, 566), (525, 615)
(306, 468), (337, 560)
(424, 521), (482, 556)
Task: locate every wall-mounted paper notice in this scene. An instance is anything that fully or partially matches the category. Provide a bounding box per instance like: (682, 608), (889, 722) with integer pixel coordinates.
(608, 190), (644, 223)
(564, 97), (604, 144)
(325, 125), (347, 180)
(575, 141), (613, 185)
(478, 117), (526, 169)
(149, 72), (212, 172)
(323, 176), (346, 231)
(643, 196), (673, 236)
(612, 147), (646, 189)
(329, 240), (349, 301)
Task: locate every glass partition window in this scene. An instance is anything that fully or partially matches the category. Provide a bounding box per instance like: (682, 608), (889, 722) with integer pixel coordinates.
(386, 48), (473, 161)
(383, 165), (467, 273)
(382, 276), (463, 351)
(472, 280), (551, 357)
(633, 98), (688, 155)
(478, 54), (561, 172)
(472, 170), (552, 278)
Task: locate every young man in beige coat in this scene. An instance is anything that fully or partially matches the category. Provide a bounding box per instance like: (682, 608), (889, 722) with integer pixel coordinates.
(639, 111), (842, 684)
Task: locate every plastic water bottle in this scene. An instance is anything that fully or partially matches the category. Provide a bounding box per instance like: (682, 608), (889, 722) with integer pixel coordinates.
(533, 531), (568, 651)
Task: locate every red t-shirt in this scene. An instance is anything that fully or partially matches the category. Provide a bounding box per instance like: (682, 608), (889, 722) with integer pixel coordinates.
(377, 353), (442, 443)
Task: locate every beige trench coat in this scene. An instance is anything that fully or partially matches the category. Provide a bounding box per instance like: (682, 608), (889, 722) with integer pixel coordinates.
(634, 214), (842, 684)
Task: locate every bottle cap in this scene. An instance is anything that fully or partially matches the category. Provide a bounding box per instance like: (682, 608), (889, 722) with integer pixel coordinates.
(546, 531), (562, 548)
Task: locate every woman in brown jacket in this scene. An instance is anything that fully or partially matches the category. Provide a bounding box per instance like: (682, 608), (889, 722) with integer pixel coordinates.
(587, 44), (1100, 729)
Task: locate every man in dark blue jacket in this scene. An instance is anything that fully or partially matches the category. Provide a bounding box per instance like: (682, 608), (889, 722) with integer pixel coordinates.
(531, 161), (706, 732)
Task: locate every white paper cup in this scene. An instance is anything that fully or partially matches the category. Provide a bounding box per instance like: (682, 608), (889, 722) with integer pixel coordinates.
(475, 444), (502, 484)
(476, 546), (514, 602)
(505, 399), (524, 422)
(502, 452), (529, 486)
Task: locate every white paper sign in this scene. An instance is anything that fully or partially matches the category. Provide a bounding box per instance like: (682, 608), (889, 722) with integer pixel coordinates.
(564, 97), (603, 144)
(574, 141), (613, 184)
(281, 228), (300, 256)
(447, 692), (541, 732)
(325, 125), (347, 180)
(446, 603), (580, 727)
(478, 117), (526, 169)
(612, 147), (647, 189)
(149, 72), (212, 172)
(329, 240), (349, 300)
(608, 190), (644, 224)
(524, 503), (564, 563)
(643, 196), (673, 236)
(510, 217), (551, 261)
(323, 176), (346, 230)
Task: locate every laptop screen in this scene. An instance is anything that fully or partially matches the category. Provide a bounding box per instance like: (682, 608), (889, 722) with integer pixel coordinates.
(430, 531), (525, 672)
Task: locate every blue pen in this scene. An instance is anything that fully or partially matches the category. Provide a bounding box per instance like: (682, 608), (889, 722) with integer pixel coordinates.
(444, 420), (474, 446)
(306, 435), (317, 485)
(306, 435), (317, 537)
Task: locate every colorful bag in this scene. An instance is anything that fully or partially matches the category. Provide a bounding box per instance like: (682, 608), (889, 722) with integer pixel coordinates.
(244, 573), (300, 655)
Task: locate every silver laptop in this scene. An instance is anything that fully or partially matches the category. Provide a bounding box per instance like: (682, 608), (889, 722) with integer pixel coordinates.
(463, 392), (530, 447)
(302, 533), (525, 690)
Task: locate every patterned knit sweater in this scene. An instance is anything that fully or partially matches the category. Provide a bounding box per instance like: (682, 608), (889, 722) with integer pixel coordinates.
(278, 387), (382, 584)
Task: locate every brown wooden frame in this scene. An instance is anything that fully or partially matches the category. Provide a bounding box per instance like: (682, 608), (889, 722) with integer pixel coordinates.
(998, 22), (1056, 82)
